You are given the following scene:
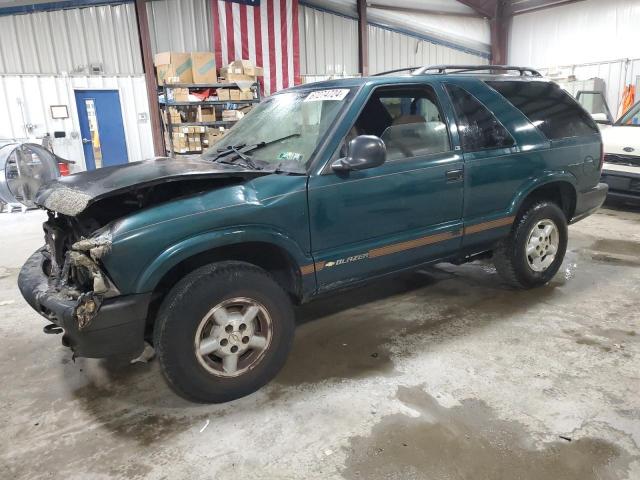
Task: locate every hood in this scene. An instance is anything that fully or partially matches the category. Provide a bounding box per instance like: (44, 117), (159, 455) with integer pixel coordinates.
(35, 157), (270, 216)
(601, 125), (640, 157)
(35, 156), (268, 216)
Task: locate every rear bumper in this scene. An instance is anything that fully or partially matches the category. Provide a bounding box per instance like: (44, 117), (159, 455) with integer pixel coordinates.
(18, 248), (151, 359)
(571, 182), (608, 224)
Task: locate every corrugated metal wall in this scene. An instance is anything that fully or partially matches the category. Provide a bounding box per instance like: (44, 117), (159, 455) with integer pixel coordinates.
(299, 5), (359, 76)
(367, 24), (488, 75)
(0, 3), (142, 75)
(539, 58), (640, 119)
(146, 0), (213, 54)
(0, 75), (154, 170)
(143, 1), (488, 78)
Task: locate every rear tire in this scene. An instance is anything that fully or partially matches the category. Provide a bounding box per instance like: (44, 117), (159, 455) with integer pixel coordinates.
(493, 201), (568, 288)
(154, 261), (295, 403)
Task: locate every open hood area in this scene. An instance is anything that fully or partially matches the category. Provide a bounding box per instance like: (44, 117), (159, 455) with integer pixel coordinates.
(35, 157), (268, 216)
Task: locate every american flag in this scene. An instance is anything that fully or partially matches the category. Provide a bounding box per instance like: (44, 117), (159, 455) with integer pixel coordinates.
(211, 0), (301, 96)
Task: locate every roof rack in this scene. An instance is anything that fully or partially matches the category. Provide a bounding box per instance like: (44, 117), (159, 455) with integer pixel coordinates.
(371, 66), (423, 76)
(373, 65), (542, 77)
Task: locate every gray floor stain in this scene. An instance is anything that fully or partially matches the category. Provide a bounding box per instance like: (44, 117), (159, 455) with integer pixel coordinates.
(343, 386), (633, 480)
(590, 238), (640, 257)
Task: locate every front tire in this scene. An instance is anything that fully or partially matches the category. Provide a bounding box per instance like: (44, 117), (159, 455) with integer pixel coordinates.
(493, 201), (568, 288)
(154, 261), (295, 403)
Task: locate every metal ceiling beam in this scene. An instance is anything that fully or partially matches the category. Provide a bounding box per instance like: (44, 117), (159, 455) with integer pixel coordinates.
(505, 0), (586, 16)
(455, 0), (495, 18)
(368, 3), (481, 18)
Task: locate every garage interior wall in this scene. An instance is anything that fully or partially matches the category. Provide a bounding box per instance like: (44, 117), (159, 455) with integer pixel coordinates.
(508, 0), (640, 117)
(0, 3), (153, 169)
(145, 0), (489, 81)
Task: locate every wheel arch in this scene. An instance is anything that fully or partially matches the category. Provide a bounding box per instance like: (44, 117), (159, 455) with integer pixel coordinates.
(510, 174), (578, 221)
(136, 228), (311, 335)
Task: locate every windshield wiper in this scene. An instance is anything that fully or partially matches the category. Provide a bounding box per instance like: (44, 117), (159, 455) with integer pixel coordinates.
(209, 145), (260, 169)
(207, 132), (302, 169)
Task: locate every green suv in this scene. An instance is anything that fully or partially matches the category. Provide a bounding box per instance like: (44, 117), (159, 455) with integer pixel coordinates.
(19, 65), (607, 402)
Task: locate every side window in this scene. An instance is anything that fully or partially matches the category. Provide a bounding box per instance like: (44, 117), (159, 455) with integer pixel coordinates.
(487, 81), (599, 140)
(344, 86), (451, 162)
(445, 84), (515, 152)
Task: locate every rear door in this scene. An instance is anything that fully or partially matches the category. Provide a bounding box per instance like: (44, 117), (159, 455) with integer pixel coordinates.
(308, 83), (464, 291)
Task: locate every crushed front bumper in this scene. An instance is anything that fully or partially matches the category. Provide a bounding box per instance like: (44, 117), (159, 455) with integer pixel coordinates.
(18, 248), (151, 358)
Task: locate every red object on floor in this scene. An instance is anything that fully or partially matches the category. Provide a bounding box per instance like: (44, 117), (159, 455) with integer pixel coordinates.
(58, 162), (70, 176)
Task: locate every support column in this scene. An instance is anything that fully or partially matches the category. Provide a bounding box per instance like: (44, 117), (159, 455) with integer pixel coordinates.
(357, 0), (368, 76)
(135, 0), (164, 157)
(490, 0), (508, 65)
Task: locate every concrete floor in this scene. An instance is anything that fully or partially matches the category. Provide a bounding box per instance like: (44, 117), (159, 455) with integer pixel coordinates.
(0, 206), (639, 479)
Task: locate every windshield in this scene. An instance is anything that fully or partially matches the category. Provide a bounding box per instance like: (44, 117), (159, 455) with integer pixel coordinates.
(202, 87), (354, 171)
(616, 101), (640, 126)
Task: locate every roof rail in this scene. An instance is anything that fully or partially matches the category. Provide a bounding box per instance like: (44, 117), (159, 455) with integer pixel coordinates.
(417, 65), (543, 77)
(373, 64), (542, 77)
(371, 66), (423, 76)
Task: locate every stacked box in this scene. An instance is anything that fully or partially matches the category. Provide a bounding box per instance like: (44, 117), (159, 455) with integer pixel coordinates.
(218, 89), (254, 101)
(206, 127), (227, 146)
(191, 52), (217, 83)
(218, 59), (264, 83)
(222, 109), (245, 121)
(169, 132), (189, 153)
(163, 107), (181, 124)
(168, 87), (189, 102)
(173, 125), (207, 134)
(197, 106), (216, 122)
(188, 134), (202, 152)
(154, 52), (193, 85)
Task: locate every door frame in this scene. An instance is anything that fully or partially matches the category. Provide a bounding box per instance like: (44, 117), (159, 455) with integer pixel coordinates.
(73, 87), (129, 171)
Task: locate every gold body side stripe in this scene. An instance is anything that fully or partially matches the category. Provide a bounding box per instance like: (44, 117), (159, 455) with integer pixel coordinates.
(300, 216), (515, 275)
(369, 230), (461, 258)
(463, 216), (515, 235)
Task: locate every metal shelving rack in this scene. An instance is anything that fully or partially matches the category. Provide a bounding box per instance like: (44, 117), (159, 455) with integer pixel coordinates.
(160, 81), (261, 156)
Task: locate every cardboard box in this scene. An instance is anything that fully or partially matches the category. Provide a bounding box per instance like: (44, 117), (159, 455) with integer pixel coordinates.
(217, 89), (230, 100)
(173, 125), (206, 134)
(168, 87), (189, 102)
(206, 127), (227, 146)
(239, 90), (254, 100)
(191, 52), (217, 83)
(163, 107), (181, 124)
(243, 65), (263, 77)
(222, 109), (245, 121)
(197, 106), (216, 122)
(154, 52), (193, 85)
(224, 72), (256, 83)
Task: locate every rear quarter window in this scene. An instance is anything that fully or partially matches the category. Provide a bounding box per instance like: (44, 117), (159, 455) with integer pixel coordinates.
(445, 83), (514, 152)
(486, 81), (599, 140)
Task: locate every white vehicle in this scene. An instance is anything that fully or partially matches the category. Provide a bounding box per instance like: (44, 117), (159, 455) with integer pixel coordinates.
(598, 101), (640, 203)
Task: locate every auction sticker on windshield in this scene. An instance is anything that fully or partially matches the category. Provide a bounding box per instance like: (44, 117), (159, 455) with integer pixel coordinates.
(304, 89), (350, 102)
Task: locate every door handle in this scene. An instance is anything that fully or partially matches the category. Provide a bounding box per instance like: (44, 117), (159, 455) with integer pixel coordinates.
(446, 168), (464, 182)
(82, 138), (91, 144)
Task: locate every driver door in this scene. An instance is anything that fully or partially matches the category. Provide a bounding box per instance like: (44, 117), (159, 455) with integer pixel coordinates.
(307, 83), (464, 291)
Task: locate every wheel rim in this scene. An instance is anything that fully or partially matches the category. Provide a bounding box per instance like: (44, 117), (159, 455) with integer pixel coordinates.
(194, 297), (273, 378)
(525, 219), (559, 272)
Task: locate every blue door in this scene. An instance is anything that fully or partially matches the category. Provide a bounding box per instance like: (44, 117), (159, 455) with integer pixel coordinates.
(75, 90), (128, 170)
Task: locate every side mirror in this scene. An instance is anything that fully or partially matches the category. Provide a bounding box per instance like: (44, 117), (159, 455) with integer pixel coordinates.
(331, 135), (386, 172)
(591, 112), (612, 125)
